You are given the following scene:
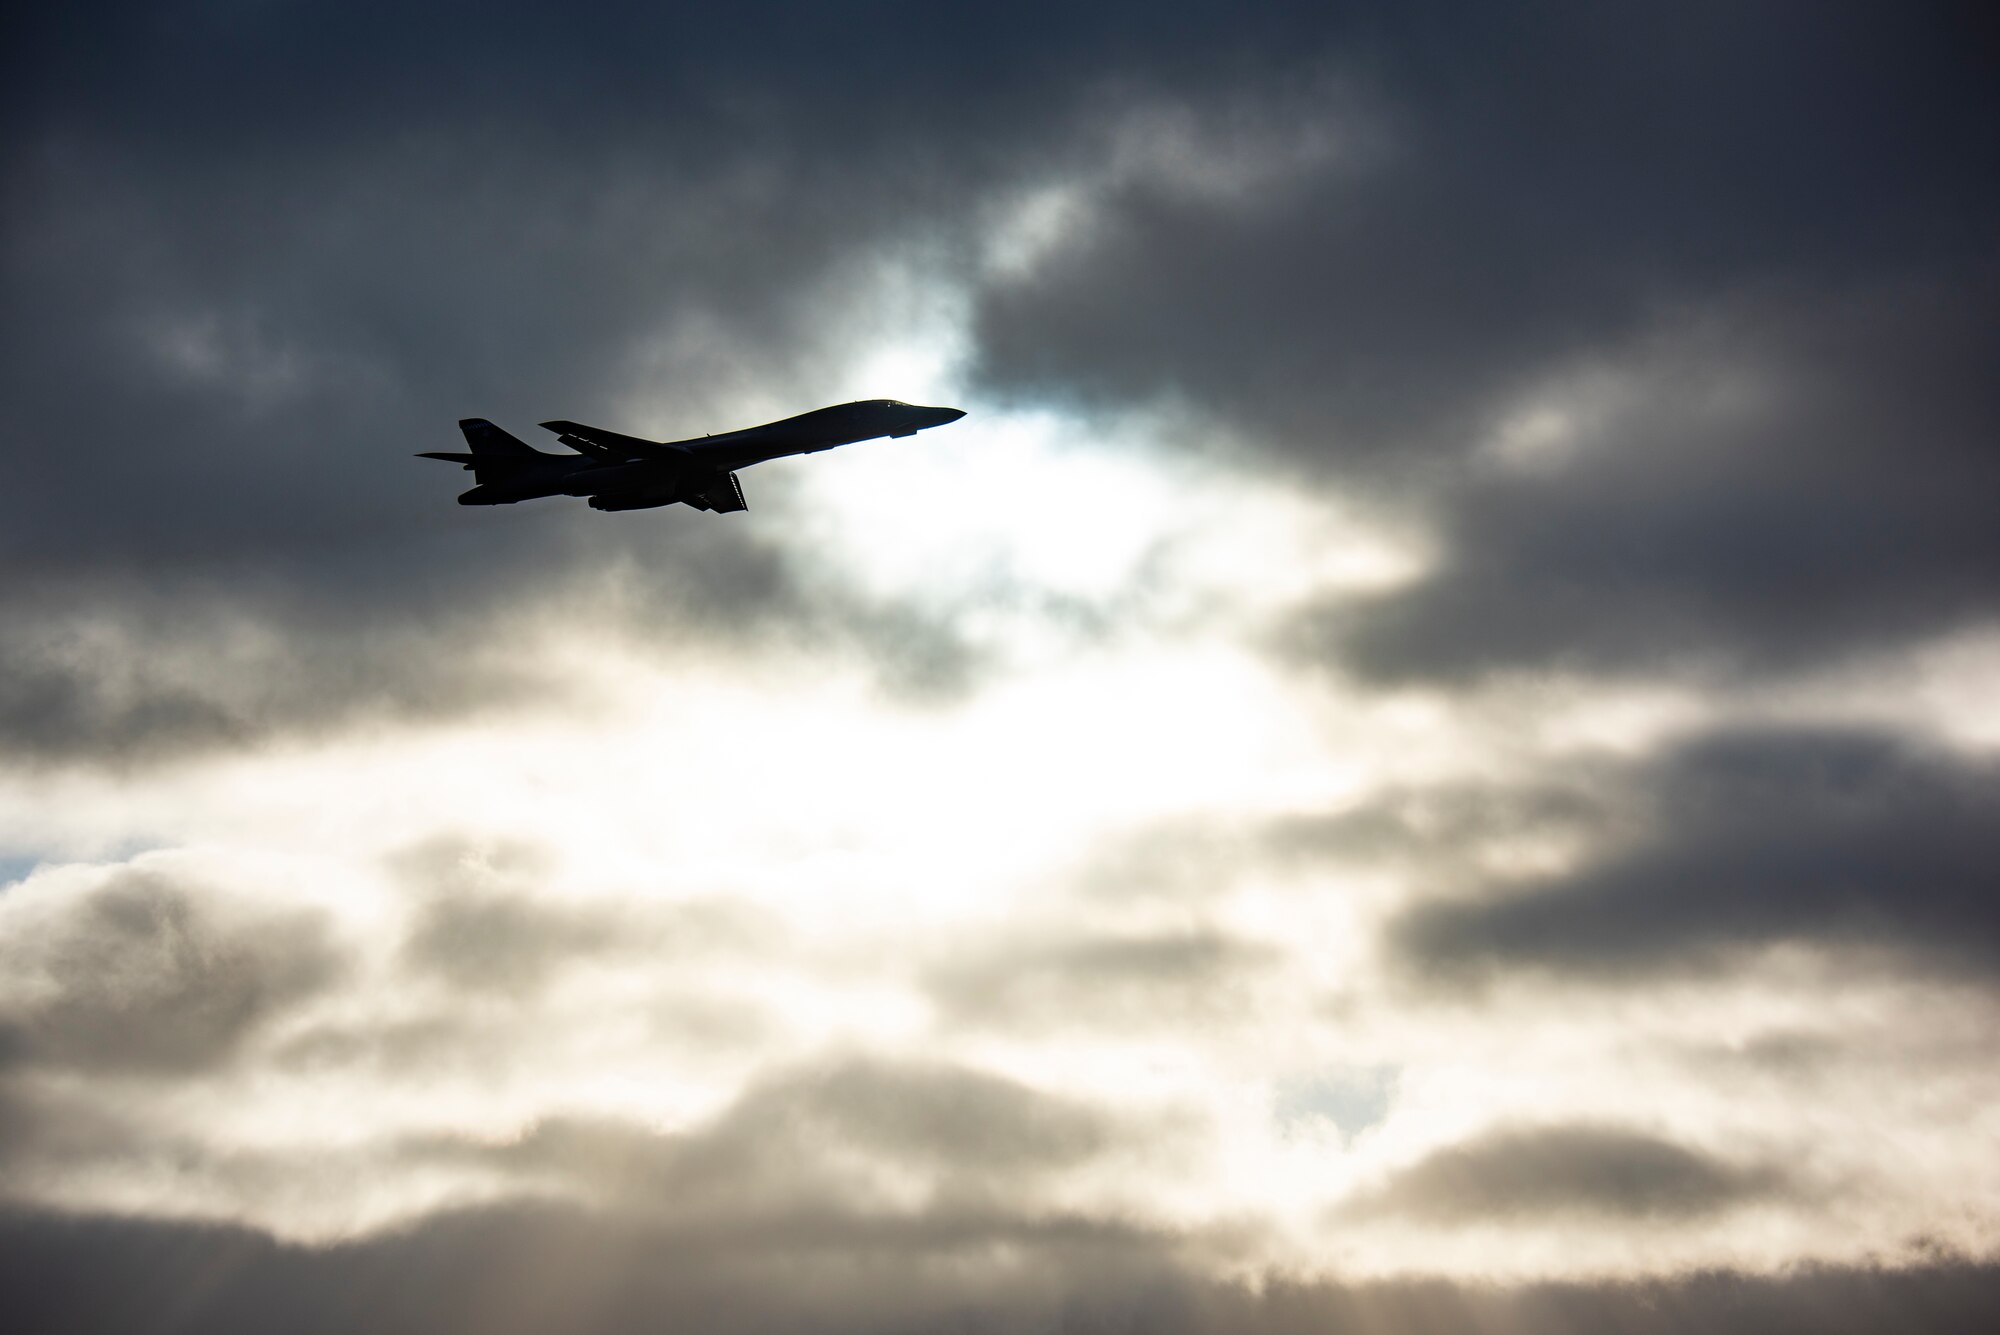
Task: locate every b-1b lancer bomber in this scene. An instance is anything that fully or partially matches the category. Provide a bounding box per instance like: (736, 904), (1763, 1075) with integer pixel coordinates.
(418, 399), (967, 513)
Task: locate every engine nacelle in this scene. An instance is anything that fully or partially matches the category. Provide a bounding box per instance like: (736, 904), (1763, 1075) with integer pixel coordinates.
(588, 492), (678, 511)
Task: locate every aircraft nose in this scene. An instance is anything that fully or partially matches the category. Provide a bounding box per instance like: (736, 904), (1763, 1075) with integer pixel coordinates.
(929, 406), (967, 426)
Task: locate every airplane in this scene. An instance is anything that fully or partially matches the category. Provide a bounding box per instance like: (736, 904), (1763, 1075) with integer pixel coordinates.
(417, 399), (967, 513)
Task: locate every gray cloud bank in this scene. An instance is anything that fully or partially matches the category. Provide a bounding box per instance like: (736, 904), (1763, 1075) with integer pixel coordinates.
(1390, 727), (2000, 985)
(4, 1205), (1997, 1335)
(969, 8), (2000, 679)
(433, 1057), (1122, 1227)
(1345, 1123), (1791, 1224)
(1307, 282), (2000, 680)
(0, 867), (345, 1077)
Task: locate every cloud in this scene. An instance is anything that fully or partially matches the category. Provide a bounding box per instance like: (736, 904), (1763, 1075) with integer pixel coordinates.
(971, 8), (1998, 458)
(389, 837), (776, 996)
(1344, 1122), (1791, 1224)
(13, 3), (1277, 765)
(927, 926), (1278, 1033)
(7, 3), (2000, 1316)
(12, 5), (1982, 764)
(5, 1204), (1999, 1335)
(1390, 727), (2000, 984)
(1306, 281), (2000, 681)
(967, 11), (2000, 677)
(435, 1056), (1123, 1223)
(0, 591), (557, 767)
(1263, 777), (1612, 878)
(0, 864), (346, 1076)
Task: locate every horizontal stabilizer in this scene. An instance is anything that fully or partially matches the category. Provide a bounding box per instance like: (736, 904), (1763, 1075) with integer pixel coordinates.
(685, 471), (748, 514)
(416, 450), (480, 471)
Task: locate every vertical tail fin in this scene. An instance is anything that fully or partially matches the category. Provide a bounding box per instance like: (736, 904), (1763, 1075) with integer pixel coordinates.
(459, 418), (548, 457)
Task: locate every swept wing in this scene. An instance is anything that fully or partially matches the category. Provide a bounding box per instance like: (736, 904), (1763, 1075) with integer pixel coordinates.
(538, 419), (683, 460)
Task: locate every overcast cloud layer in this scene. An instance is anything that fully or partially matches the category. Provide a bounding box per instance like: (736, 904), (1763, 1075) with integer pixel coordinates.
(5, 3), (1998, 1330)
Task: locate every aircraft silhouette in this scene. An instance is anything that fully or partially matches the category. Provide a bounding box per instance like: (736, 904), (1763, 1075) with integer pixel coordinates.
(418, 399), (966, 512)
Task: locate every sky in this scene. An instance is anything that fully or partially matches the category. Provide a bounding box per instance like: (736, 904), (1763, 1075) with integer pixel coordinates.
(3, 3), (1999, 1330)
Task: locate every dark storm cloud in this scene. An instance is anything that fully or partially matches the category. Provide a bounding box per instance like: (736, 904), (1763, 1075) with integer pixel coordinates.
(969, 7), (2000, 674)
(0, 867), (346, 1076)
(1391, 727), (2000, 984)
(1345, 1123), (1791, 1223)
(975, 7), (1997, 448)
(7, 1), (1353, 764)
(0, 167), (871, 770)
(1306, 280), (2000, 680)
(6, 1205), (2000, 1335)
(2, 5), (1993, 754)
